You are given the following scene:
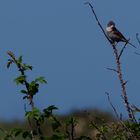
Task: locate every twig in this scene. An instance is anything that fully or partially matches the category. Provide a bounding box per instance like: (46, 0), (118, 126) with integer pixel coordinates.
(120, 95), (137, 123)
(105, 92), (120, 120)
(84, 2), (112, 44)
(66, 125), (71, 140)
(118, 40), (129, 60)
(90, 122), (108, 140)
(131, 105), (140, 123)
(106, 67), (119, 73)
(134, 52), (140, 55)
(71, 120), (74, 140)
(85, 2), (134, 121)
(24, 104), (35, 140)
(135, 33), (140, 56)
(106, 93), (138, 138)
(136, 33), (140, 45)
(65, 118), (75, 140)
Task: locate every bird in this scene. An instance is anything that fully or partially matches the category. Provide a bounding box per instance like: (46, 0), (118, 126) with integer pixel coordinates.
(106, 20), (136, 48)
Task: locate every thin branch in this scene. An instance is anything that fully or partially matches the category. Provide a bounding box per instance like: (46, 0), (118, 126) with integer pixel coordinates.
(71, 120), (74, 140)
(129, 105), (138, 123)
(120, 95), (137, 123)
(85, 2), (112, 44)
(134, 52), (140, 55)
(118, 40), (129, 60)
(90, 122), (108, 140)
(24, 104), (35, 140)
(105, 92), (120, 120)
(131, 105), (140, 112)
(136, 33), (140, 45)
(120, 113), (123, 121)
(106, 93), (138, 138)
(66, 125), (71, 140)
(106, 67), (119, 73)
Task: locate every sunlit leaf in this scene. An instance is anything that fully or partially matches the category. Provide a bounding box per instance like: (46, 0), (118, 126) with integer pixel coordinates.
(35, 76), (47, 84)
(23, 64), (33, 71)
(14, 75), (26, 85)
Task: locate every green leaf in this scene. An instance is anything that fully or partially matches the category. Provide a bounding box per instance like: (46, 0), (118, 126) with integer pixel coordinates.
(43, 105), (58, 118)
(11, 128), (23, 137)
(35, 76), (47, 84)
(14, 75), (26, 85)
(18, 56), (23, 63)
(29, 81), (39, 95)
(23, 64), (33, 71)
(47, 105), (58, 111)
(23, 96), (27, 100)
(20, 90), (27, 94)
(100, 125), (108, 133)
(7, 59), (14, 68)
(68, 117), (78, 125)
(25, 108), (41, 121)
(22, 131), (32, 139)
(89, 122), (97, 129)
(52, 121), (61, 131)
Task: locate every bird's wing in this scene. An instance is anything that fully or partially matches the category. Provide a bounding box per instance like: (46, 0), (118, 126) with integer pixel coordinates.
(112, 27), (136, 48)
(112, 27), (127, 41)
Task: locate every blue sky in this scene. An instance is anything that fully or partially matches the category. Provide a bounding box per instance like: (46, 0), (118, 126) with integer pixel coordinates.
(0, 0), (140, 120)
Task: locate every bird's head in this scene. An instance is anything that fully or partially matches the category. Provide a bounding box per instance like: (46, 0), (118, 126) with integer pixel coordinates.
(106, 20), (115, 32)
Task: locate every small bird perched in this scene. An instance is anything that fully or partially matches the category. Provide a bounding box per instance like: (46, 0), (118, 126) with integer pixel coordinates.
(106, 20), (136, 48)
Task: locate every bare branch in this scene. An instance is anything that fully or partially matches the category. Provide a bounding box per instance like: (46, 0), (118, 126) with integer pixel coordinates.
(118, 40), (129, 60)
(136, 33), (140, 45)
(134, 52), (140, 55)
(85, 2), (112, 44)
(105, 92), (120, 119)
(131, 105), (140, 112)
(106, 67), (119, 73)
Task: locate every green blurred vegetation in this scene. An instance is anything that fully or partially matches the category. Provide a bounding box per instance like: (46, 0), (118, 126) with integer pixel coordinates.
(0, 109), (114, 140)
